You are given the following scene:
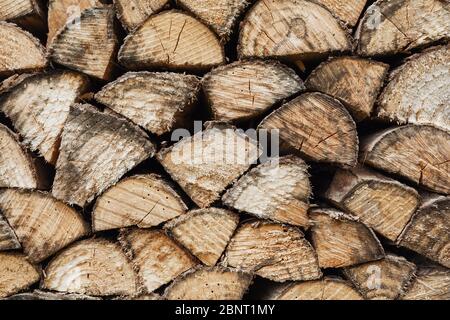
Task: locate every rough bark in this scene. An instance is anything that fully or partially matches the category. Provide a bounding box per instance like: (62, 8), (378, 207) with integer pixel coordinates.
(0, 252), (40, 298)
(402, 265), (450, 300)
(114, 0), (168, 31)
(4, 290), (101, 300)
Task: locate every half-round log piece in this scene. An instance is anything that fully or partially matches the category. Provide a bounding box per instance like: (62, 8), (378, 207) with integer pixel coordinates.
(361, 125), (450, 195)
(0, 0), (45, 31)
(5, 290), (101, 300)
(93, 174), (187, 232)
(119, 228), (196, 293)
(0, 189), (89, 263)
(48, 6), (117, 80)
(164, 267), (253, 300)
(306, 57), (389, 121)
(52, 104), (155, 207)
(42, 238), (139, 296)
(118, 10), (225, 72)
(95, 72), (201, 135)
(225, 221), (322, 282)
(0, 252), (40, 298)
(356, 0), (450, 56)
(0, 213), (20, 250)
(165, 208), (239, 266)
(314, 0), (367, 27)
(202, 60), (304, 122)
(157, 122), (261, 208)
(114, 0), (169, 31)
(309, 208), (385, 268)
(222, 156), (311, 227)
(377, 46), (450, 131)
(344, 254), (416, 300)
(0, 22), (46, 76)
(402, 266), (450, 300)
(0, 71), (89, 164)
(238, 0), (352, 59)
(258, 92), (358, 167)
(325, 166), (420, 242)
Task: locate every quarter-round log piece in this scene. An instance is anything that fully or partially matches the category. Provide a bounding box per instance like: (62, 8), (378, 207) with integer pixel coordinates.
(402, 266), (450, 300)
(225, 221), (322, 282)
(0, 22), (46, 76)
(93, 174), (187, 232)
(95, 72), (201, 135)
(377, 46), (450, 131)
(238, 0), (351, 59)
(165, 208), (239, 266)
(118, 10), (225, 72)
(52, 104), (155, 207)
(309, 208), (385, 268)
(0, 0), (45, 31)
(356, 0), (450, 56)
(119, 228), (196, 293)
(0, 213), (20, 250)
(325, 166), (420, 242)
(164, 267), (253, 300)
(0, 252), (40, 298)
(6, 290), (101, 300)
(49, 6), (117, 80)
(0, 71), (89, 164)
(306, 57), (388, 121)
(222, 156), (311, 227)
(314, 0), (367, 27)
(258, 92), (358, 167)
(114, 0), (168, 31)
(202, 60), (304, 122)
(43, 238), (139, 296)
(361, 125), (450, 195)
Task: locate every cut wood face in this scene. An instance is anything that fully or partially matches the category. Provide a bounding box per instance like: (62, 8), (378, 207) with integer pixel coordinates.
(306, 57), (389, 121)
(114, 0), (169, 31)
(225, 221), (322, 282)
(52, 104), (155, 207)
(203, 60), (304, 122)
(258, 92), (358, 167)
(119, 228), (197, 292)
(222, 156), (311, 227)
(165, 208), (240, 266)
(402, 266), (450, 300)
(238, 0), (351, 59)
(377, 46), (450, 131)
(43, 238), (139, 296)
(0, 213), (20, 250)
(157, 123), (261, 208)
(314, 0), (367, 27)
(0, 252), (40, 298)
(361, 125), (450, 195)
(309, 208), (385, 268)
(118, 10), (225, 72)
(0, 0), (45, 31)
(356, 0), (450, 56)
(93, 174), (188, 232)
(95, 71), (201, 135)
(0, 71), (90, 164)
(49, 6), (117, 80)
(0, 21), (47, 76)
(164, 267), (253, 300)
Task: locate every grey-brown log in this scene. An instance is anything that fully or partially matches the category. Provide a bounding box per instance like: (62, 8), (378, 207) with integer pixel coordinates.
(402, 265), (450, 300)
(0, 213), (20, 250)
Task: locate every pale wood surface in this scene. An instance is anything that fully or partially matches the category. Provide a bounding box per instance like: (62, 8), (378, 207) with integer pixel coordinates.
(0, 252), (40, 298)
(0, 213), (20, 250)
(314, 0), (367, 26)
(114, 0), (168, 31)
(402, 266), (450, 300)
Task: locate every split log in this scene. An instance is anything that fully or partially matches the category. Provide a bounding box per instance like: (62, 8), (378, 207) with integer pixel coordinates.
(164, 267), (253, 300)
(344, 254), (416, 300)
(313, 0), (367, 27)
(402, 265), (450, 300)
(0, 70), (90, 164)
(114, 0), (169, 31)
(5, 290), (101, 300)
(309, 208), (385, 268)
(377, 45), (449, 131)
(0, 213), (20, 250)
(52, 104), (155, 207)
(238, 0), (352, 60)
(95, 71), (201, 135)
(0, 0), (45, 32)
(325, 166), (420, 242)
(202, 60), (304, 122)
(118, 10), (225, 72)
(361, 125), (450, 195)
(93, 174), (187, 232)
(224, 221), (322, 282)
(119, 228), (197, 293)
(305, 57), (389, 121)
(222, 156), (311, 227)
(164, 208), (239, 266)
(48, 6), (117, 80)
(258, 92), (358, 167)
(42, 238), (139, 296)
(356, 0), (450, 56)
(157, 122), (261, 208)
(0, 252), (40, 298)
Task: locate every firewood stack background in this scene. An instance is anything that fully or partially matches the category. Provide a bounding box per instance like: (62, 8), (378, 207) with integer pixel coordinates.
(0, 0), (449, 300)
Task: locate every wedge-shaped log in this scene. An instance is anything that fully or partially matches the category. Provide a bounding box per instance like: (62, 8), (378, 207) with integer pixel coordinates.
(223, 156), (311, 227)
(402, 266), (450, 300)
(6, 290), (101, 300)
(0, 213), (20, 250)
(119, 10), (225, 72)
(0, 0), (45, 31)
(95, 72), (201, 135)
(52, 104), (155, 207)
(258, 92), (358, 167)
(314, 0), (367, 26)
(115, 0), (169, 31)
(0, 252), (40, 298)
(203, 60), (304, 122)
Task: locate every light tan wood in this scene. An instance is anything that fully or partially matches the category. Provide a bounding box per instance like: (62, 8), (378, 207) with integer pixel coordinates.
(5, 289), (101, 300)
(0, 213), (20, 250)
(313, 0), (367, 26)
(0, 0), (45, 31)
(402, 266), (450, 300)
(114, 0), (168, 31)
(0, 252), (40, 298)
